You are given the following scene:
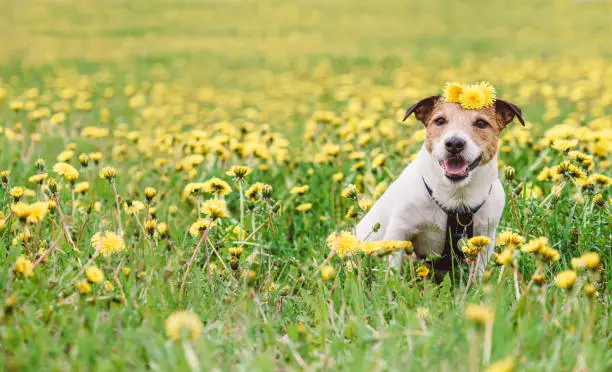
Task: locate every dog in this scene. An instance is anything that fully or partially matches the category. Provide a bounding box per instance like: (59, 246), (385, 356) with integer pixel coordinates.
(356, 93), (524, 275)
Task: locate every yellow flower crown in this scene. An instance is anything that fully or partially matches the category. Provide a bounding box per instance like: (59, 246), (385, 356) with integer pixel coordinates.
(443, 82), (496, 110)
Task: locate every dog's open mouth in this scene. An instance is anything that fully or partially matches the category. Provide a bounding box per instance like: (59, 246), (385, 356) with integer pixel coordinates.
(440, 154), (482, 181)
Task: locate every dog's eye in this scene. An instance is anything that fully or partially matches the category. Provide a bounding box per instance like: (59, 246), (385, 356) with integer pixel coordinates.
(474, 119), (490, 129)
(434, 117), (446, 126)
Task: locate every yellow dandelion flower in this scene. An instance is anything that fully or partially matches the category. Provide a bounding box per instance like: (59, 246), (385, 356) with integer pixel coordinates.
(200, 199), (229, 219)
(90, 152), (103, 164)
(583, 283), (597, 297)
(321, 265), (335, 281)
(341, 184), (358, 199)
(551, 139), (578, 152)
(75, 280), (92, 295)
(144, 187), (157, 201)
(189, 218), (215, 237)
(464, 304), (494, 325)
(99, 166), (118, 181)
(357, 195), (373, 211)
(496, 230), (525, 250)
(78, 153), (89, 167)
(226, 165), (252, 180)
(86, 266), (104, 284)
(104, 280), (115, 292)
(74, 181), (90, 194)
(590, 173), (611, 187)
(571, 257), (586, 271)
(443, 81), (463, 103)
(91, 231), (125, 256)
(296, 203), (313, 212)
(124, 200), (145, 215)
(10, 187), (24, 200)
(581, 252), (600, 270)
(203, 177), (232, 196)
(332, 172), (344, 182)
(478, 81), (497, 108)
(521, 237), (548, 254)
(495, 248), (513, 265)
(15, 256), (34, 277)
(56, 150), (74, 162)
(484, 357), (515, 372)
(53, 162), (79, 183)
(326, 231), (359, 258)
(26, 201), (48, 224)
(554, 270), (577, 289)
(11, 203), (31, 222)
(459, 84), (487, 110)
(28, 173), (48, 184)
(290, 185), (309, 195)
(416, 265), (430, 278)
(228, 246), (243, 257)
(165, 311), (203, 341)
(372, 154), (387, 168)
(245, 182), (264, 202)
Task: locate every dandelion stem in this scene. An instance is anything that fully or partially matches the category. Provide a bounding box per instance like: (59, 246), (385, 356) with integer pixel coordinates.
(239, 182), (245, 237)
(71, 247), (100, 283)
(32, 232), (63, 270)
(111, 182), (123, 237)
(53, 194), (78, 252)
(507, 186), (524, 235)
(179, 227), (210, 299)
(513, 266), (521, 300)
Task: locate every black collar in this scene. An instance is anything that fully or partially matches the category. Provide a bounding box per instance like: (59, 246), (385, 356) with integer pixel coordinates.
(422, 176), (493, 276)
(422, 177), (492, 215)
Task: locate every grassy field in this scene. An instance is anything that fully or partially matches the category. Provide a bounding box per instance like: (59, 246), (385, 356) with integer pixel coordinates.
(1, 0), (611, 370)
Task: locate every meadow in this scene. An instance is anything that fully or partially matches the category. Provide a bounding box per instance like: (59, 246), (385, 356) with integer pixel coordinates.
(0, 0), (611, 370)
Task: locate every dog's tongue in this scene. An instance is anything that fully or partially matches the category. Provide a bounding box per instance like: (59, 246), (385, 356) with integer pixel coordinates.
(443, 158), (468, 176)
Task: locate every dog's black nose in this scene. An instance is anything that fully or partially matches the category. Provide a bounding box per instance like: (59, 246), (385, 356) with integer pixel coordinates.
(445, 137), (465, 154)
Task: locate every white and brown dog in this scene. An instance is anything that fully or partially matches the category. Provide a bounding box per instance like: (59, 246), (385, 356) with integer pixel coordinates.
(356, 95), (524, 274)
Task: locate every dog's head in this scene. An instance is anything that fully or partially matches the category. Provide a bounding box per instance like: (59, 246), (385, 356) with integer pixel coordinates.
(403, 95), (524, 183)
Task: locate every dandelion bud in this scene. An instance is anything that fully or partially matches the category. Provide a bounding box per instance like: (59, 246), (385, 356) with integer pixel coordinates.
(320, 265), (335, 281)
(144, 219), (157, 235)
(503, 166), (515, 182)
(156, 222), (169, 239)
(373, 223), (381, 233)
(10, 187), (24, 201)
(593, 193), (605, 207)
(0, 170), (9, 184)
(75, 280), (92, 295)
(99, 167), (118, 181)
(230, 256), (240, 271)
(260, 184), (273, 199)
(35, 158), (45, 171)
(90, 152), (102, 165)
(341, 184), (358, 200)
(144, 187), (157, 201)
(47, 178), (58, 194)
(554, 270), (577, 289)
(583, 283), (597, 297)
(78, 153), (89, 167)
(416, 265), (429, 278)
(229, 246), (243, 258)
(226, 165), (251, 181)
(464, 304), (494, 326)
(532, 273), (546, 285)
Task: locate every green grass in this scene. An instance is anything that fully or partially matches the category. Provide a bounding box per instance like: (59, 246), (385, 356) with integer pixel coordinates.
(0, 0), (611, 370)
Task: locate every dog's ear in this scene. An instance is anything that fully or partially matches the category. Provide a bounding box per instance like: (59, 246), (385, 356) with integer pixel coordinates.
(403, 96), (440, 125)
(494, 99), (525, 127)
